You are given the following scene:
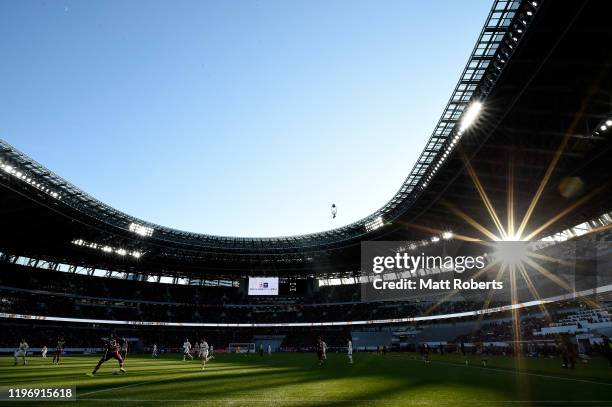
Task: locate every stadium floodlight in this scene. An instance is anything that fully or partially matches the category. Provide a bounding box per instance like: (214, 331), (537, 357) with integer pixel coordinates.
(431, 236), (440, 243)
(0, 162), (63, 200)
(72, 238), (144, 259)
(129, 222), (154, 237)
(459, 101), (482, 132)
(601, 125), (608, 131)
(365, 216), (384, 232)
(606, 119), (612, 126)
(442, 231), (453, 240)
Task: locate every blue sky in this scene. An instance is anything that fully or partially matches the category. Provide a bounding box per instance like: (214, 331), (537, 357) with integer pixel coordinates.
(0, 0), (491, 237)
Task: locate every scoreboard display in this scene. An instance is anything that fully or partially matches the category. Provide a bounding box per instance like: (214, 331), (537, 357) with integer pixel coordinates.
(248, 277), (279, 296)
(246, 277), (308, 296)
(279, 278), (307, 296)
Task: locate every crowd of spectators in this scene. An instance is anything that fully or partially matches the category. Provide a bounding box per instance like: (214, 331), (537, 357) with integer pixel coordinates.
(454, 316), (548, 343)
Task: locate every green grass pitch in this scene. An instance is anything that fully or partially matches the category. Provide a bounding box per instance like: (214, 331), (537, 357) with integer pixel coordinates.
(1, 352), (611, 406)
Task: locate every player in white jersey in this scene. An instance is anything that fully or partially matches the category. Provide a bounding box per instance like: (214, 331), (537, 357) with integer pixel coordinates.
(200, 338), (214, 370)
(321, 340), (328, 361)
(183, 339), (193, 360)
(14, 339), (29, 366)
(347, 339), (353, 364)
(267, 344), (272, 356)
(152, 344), (158, 358)
(41, 345), (48, 358)
(198, 340), (205, 358)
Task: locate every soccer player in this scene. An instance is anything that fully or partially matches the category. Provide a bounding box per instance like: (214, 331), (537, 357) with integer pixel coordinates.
(200, 338), (214, 370)
(41, 345), (48, 359)
(152, 344), (159, 358)
(347, 339), (353, 364)
(52, 336), (65, 365)
(119, 336), (129, 361)
(89, 333), (126, 376)
(461, 342), (468, 365)
(559, 334), (576, 369)
(14, 339), (29, 366)
(183, 338), (193, 360)
(421, 343), (430, 364)
(322, 339), (327, 361)
(479, 344), (488, 367)
(267, 344), (272, 356)
(259, 343), (264, 357)
(315, 337), (325, 365)
(196, 340), (203, 358)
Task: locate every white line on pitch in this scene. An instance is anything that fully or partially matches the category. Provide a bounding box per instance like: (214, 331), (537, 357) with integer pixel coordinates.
(78, 371), (200, 398)
(411, 358), (612, 387)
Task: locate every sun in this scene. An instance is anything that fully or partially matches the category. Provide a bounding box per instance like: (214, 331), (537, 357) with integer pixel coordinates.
(493, 240), (530, 267)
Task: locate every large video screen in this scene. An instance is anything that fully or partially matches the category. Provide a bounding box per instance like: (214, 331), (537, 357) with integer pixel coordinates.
(248, 277), (279, 296)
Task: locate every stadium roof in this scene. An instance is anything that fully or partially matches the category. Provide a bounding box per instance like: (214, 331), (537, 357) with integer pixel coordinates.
(0, 0), (610, 279)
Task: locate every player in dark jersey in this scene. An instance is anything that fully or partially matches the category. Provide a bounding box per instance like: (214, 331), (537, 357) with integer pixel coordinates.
(420, 343), (430, 364)
(88, 333), (126, 375)
(52, 336), (66, 365)
(315, 337), (325, 365)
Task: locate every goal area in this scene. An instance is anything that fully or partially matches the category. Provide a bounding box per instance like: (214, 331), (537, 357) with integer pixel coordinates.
(228, 343), (255, 353)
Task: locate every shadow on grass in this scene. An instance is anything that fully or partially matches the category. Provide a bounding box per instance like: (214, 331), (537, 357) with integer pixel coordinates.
(2, 353), (611, 406)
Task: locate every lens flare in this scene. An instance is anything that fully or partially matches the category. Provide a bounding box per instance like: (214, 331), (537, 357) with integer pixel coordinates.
(493, 241), (529, 267)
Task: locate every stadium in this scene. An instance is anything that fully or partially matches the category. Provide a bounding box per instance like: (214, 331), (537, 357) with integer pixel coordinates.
(1, 0), (611, 405)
